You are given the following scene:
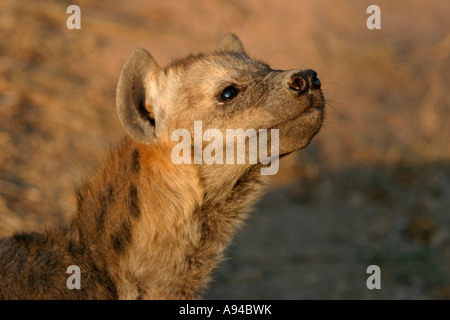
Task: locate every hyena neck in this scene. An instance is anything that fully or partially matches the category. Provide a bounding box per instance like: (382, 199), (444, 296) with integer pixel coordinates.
(71, 137), (267, 299)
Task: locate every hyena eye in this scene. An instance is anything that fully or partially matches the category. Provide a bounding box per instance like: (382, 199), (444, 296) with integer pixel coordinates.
(220, 86), (239, 102)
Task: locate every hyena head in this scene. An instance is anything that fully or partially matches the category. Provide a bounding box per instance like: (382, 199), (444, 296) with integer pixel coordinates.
(116, 34), (324, 182)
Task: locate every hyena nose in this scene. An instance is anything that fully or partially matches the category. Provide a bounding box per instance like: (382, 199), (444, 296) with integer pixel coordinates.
(286, 69), (321, 95)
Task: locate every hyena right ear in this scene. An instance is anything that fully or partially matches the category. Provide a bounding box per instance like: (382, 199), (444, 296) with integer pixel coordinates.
(116, 48), (162, 145)
(216, 33), (247, 56)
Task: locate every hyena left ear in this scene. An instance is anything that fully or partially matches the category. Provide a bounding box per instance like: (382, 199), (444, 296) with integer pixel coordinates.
(116, 47), (162, 145)
(215, 33), (247, 55)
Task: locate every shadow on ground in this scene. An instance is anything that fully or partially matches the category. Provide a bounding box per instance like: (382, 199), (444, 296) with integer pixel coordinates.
(205, 161), (450, 299)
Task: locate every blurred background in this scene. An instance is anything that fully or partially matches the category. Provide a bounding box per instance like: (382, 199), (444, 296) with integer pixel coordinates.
(0, 0), (449, 299)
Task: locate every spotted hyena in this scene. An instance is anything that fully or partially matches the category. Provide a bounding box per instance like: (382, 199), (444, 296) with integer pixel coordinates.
(0, 34), (325, 299)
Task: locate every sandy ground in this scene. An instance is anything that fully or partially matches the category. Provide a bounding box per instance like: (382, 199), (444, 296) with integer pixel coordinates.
(205, 166), (450, 299)
(0, 0), (449, 299)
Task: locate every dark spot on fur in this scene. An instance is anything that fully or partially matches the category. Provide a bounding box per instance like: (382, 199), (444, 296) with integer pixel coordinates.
(129, 184), (141, 218)
(136, 286), (145, 300)
(13, 232), (46, 249)
(132, 149), (140, 174)
(185, 251), (217, 272)
(68, 239), (85, 256)
(107, 183), (115, 202)
(88, 261), (118, 299)
(97, 200), (107, 232)
(185, 254), (200, 270)
(111, 221), (132, 254)
(75, 188), (85, 211)
(97, 184), (115, 232)
(68, 239), (76, 254)
(68, 228), (86, 256)
(60, 226), (69, 235)
(199, 221), (212, 244)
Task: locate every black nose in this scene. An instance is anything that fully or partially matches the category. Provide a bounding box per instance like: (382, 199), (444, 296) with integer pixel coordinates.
(306, 69), (321, 89)
(287, 69), (321, 94)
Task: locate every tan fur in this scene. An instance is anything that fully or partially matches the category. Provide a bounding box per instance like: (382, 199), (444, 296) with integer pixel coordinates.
(0, 34), (325, 299)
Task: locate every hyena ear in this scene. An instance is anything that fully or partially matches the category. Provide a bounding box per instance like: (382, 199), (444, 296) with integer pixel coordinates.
(215, 33), (247, 55)
(116, 47), (162, 145)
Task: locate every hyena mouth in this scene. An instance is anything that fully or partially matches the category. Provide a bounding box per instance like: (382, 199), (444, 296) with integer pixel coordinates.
(305, 90), (325, 111)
